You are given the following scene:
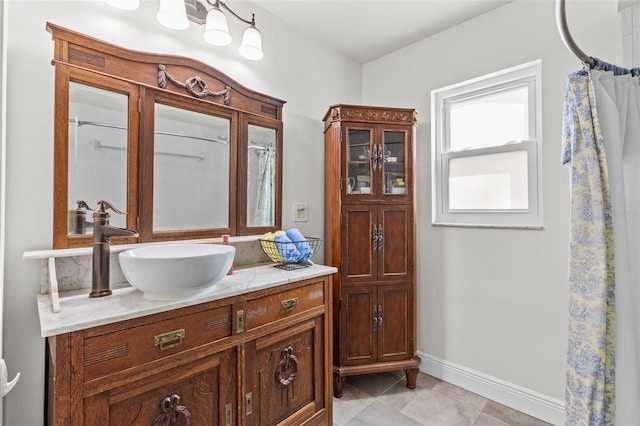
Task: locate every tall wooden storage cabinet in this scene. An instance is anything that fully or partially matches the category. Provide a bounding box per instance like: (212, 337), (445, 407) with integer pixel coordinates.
(322, 104), (420, 398)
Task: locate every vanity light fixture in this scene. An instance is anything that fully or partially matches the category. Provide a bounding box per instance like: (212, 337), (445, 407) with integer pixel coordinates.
(105, 0), (263, 60)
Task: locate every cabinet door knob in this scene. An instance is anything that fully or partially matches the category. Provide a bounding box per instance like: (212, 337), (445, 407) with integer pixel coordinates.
(372, 144), (378, 171)
(275, 346), (299, 387)
(152, 393), (191, 425)
(372, 224), (378, 251)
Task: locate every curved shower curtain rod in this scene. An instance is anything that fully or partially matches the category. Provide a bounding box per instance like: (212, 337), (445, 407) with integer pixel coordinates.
(555, 0), (596, 67)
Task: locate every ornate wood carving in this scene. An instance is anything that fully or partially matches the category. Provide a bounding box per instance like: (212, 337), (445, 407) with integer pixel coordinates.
(275, 346), (298, 387)
(341, 107), (413, 123)
(157, 65), (231, 105)
(152, 394), (191, 426)
(327, 105), (417, 126)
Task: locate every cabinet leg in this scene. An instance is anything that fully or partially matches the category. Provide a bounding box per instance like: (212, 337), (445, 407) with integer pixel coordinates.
(405, 368), (419, 389)
(333, 373), (346, 398)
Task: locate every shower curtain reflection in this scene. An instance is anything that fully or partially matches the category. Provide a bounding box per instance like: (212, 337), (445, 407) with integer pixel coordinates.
(252, 146), (275, 227)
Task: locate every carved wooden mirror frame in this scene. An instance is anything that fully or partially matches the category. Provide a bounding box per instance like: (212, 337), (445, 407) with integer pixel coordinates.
(48, 23), (285, 248)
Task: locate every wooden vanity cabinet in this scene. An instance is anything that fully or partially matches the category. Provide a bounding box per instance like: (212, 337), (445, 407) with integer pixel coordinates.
(46, 276), (332, 425)
(323, 105), (420, 398)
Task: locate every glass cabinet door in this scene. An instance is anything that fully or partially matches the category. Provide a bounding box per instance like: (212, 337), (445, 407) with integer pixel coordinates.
(345, 127), (373, 196)
(345, 125), (411, 199)
(381, 129), (408, 196)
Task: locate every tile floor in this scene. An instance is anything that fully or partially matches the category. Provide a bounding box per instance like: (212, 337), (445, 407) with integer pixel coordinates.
(332, 371), (552, 426)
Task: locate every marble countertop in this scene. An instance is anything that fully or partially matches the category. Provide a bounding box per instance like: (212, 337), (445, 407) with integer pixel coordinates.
(37, 263), (337, 338)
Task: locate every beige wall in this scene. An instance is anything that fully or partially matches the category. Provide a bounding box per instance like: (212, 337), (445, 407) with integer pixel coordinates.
(362, 0), (617, 423)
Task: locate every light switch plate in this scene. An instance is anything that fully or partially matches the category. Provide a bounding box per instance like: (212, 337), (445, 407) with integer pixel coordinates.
(294, 203), (309, 222)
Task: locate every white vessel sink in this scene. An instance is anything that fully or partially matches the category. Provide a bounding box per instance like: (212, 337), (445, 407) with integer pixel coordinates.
(119, 243), (235, 300)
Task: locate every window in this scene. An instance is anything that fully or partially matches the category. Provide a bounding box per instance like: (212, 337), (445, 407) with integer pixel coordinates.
(431, 60), (542, 228)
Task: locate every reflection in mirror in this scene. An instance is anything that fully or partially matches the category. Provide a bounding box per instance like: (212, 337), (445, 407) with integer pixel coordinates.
(68, 82), (128, 235)
(247, 124), (277, 227)
(153, 103), (231, 231)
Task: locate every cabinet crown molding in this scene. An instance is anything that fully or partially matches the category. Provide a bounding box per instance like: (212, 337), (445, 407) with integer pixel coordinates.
(324, 104), (417, 128)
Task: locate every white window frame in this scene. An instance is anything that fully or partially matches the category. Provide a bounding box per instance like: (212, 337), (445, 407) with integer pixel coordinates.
(431, 60), (543, 229)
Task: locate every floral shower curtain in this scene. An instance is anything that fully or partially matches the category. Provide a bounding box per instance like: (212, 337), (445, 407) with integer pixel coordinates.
(562, 66), (615, 426)
(562, 60), (640, 425)
(253, 147), (275, 226)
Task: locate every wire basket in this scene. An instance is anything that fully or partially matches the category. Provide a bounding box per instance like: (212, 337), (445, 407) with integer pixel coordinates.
(259, 237), (322, 270)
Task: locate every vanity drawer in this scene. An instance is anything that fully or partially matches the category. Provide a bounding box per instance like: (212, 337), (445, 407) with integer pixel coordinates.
(82, 304), (232, 383)
(243, 280), (325, 331)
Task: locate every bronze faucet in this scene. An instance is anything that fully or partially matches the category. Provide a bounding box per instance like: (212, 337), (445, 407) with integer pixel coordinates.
(90, 200), (139, 298)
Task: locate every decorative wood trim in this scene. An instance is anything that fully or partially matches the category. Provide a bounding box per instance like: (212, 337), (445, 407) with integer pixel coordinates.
(204, 316), (231, 332)
(68, 47), (105, 68)
(157, 64), (231, 105)
(46, 22), (285, 120)
(340, 107), (413, 124)
(84, 343), (129, 366)
(323, 104), (417, 128)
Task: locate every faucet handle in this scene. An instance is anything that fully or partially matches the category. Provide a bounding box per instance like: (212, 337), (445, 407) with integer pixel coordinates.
(97, 200), (127, 215)
(76, 200), (94, 211)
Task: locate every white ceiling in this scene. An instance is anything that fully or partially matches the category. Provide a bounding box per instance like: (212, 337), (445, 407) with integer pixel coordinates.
(254, 0), (515, 63)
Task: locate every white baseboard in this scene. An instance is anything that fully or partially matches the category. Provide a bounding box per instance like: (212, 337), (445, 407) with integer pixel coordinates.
(417, 351), (564, 425)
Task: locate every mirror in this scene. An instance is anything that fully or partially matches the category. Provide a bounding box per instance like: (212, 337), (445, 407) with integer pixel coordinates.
(49, 23), (285, 248)
(68, 82), (128, 234)
(153, 103), (231, 231)
(247, 124), (277, 227)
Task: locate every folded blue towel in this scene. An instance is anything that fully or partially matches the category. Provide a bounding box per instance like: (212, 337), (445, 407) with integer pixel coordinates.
(286, 228), (312, 261)
(275, 233), (301, 262)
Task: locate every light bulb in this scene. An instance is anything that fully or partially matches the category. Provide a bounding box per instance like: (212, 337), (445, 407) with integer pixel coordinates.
(157, 0), (189, 30)
(239, 25), (263, 60)
(204, 7), (232, 46)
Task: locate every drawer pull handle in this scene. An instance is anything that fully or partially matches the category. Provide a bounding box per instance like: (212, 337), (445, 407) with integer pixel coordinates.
(281, 297), (298, 313)
(275, 346), (298, 387)
(152, 393), (191, 425)
(154, 329), (185, 351)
